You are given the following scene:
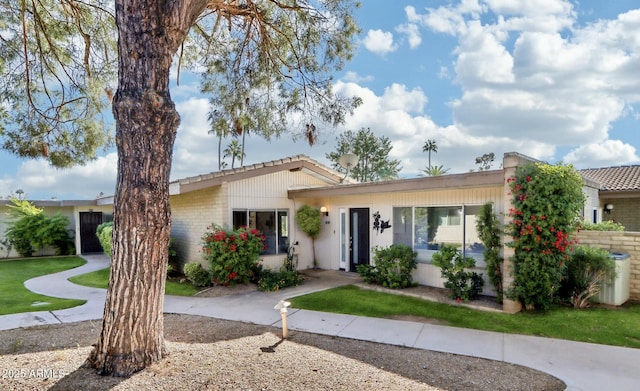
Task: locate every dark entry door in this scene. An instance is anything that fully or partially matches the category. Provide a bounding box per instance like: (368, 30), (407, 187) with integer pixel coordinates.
(349, 208), (370, 271)
(80, 212), (103, 254)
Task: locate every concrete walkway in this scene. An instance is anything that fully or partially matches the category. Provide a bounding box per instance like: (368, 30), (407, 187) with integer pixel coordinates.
(2, 254), (639, 391)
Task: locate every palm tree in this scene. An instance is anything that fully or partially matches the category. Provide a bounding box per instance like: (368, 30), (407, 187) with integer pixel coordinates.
(223, 139), (244, 168)
(208, 109), (229, 171)
(423, 139), (438, 169)
(233, 96), (251, 167)
(421, 164), (449, 176)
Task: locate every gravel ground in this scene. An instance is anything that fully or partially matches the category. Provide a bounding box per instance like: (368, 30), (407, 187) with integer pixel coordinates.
(0, 313), (565, 390)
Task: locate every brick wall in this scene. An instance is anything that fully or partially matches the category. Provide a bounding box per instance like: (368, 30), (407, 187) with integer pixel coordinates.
(576, 231), (640, 302)
(600, 198), (640, 232)
(170, 186), (224, 266)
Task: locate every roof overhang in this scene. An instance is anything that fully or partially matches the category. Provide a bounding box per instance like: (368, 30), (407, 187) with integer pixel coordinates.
(599, 190), (640, 199)
(288, 170), (504, 199)
(171, 158), (344, 195)
(0, 199), (98, 207)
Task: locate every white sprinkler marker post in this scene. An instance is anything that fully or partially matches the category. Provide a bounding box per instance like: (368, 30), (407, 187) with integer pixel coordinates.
(274, 300), (291, 339)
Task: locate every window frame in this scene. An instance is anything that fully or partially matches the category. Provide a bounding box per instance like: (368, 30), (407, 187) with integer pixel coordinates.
(392, 205), (485, 265)
(232, 208), (290, 255)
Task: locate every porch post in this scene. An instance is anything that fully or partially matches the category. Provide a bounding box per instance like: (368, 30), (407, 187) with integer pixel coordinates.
(502, 153), (523, 314)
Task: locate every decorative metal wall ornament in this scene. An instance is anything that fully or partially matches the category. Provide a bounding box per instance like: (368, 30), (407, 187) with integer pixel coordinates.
(372, 211), (392, 234)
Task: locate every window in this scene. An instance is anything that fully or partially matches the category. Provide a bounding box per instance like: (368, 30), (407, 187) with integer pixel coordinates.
(392, 205), (481, 264)
(392, 207), (412, 247)
(233, 209), (289, 255)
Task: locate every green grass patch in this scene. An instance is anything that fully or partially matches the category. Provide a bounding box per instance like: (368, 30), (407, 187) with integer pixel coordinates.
(290, 285), (640, 349)
(0, 256), (87, 315)
(69, 267), (202, 296)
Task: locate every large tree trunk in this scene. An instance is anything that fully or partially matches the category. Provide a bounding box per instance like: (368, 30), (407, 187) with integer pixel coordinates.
(86, 0), (202, 377)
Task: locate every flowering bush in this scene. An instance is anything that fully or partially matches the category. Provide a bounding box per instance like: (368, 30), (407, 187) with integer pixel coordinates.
(506, 163), (585, 310)
(201, 225), (265, 286)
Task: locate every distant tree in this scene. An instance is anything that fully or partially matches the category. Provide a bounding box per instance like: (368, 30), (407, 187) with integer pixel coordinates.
(475, 152), (495, 171)
(422, 165), (449, 176)
(326, 128), (401, 182)
(223, 139), (244, 169)
(422, 139), (438, 169)
(208, 109), (230, 171)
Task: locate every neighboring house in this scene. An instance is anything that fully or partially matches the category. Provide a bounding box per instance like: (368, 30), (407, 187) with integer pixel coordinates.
(0, 199), (112, 258)
(580, 165), (640, 231)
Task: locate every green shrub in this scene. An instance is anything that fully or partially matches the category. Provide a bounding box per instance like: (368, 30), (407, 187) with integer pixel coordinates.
(4, 198), (75, 257)
(97, 222), (179, 272)
(476, 202), (504, 303)
(580, 220), (625, 231)
(356, 244), (417, 289)
(96, 221), (113, 257)
(257, 268), (302, 291)
(201, 224), (265, 286)
(432, 244), (484, 301)
(560, 246), (617, 308)
(296, 205), (321, 266)
(167, 238), (180, 276)
(183, 262), (212, 287)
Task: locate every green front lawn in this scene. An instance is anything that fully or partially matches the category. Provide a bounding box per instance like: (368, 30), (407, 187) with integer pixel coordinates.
(0, 256), (87, 315)
(290, 285), (640, 349)
(69, 267), (202, 296)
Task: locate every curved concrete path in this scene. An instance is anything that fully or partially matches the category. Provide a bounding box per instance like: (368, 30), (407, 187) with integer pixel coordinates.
(2, 254), (640, 391)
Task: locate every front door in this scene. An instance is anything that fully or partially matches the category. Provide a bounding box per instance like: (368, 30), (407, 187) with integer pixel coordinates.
(80, 212), (103, 254)
(349, 208), (370, 271)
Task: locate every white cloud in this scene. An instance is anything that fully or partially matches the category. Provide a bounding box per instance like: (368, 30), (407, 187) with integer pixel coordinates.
(563, 140), (640, 168)
(380, 83), (428, 113)
(396, 22), (422, 49)
(171, 98), (219, 179)
(330, 81), (539, 174)
(342, 71), (374, 83)
(404, 1), (640, 166)
(8, 154), (118, 200)
(362, 29), (398, 56)
(454, 22), (515, 85)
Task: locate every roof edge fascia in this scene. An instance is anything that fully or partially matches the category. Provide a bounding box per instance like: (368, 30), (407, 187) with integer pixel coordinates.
(288, 170), (504, 199)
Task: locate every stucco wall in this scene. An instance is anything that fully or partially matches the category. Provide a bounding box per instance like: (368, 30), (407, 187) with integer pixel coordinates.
(576, 231), (640, 302)
(295, 185), (504, 294)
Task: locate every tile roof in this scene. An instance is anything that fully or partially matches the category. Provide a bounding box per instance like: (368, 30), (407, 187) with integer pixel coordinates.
(580, 165), (640, 192)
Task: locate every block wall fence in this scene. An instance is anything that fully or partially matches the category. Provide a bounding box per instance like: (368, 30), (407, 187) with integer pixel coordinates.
(576, 231), (640, 302)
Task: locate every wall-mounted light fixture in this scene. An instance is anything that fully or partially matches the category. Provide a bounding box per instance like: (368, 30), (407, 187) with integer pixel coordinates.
(320, 206), (329, 217)
(604, 203), (614, 214)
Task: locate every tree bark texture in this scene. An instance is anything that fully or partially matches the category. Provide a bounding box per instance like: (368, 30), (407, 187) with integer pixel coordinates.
(86, 0), (206, 377)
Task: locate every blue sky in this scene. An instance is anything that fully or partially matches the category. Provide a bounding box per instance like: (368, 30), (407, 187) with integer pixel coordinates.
(1, 0), (639, 200)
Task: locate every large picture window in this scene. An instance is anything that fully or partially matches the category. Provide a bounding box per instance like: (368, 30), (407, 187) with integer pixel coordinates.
(233, 209), (289, 255)
(393, 205), (484, 264)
